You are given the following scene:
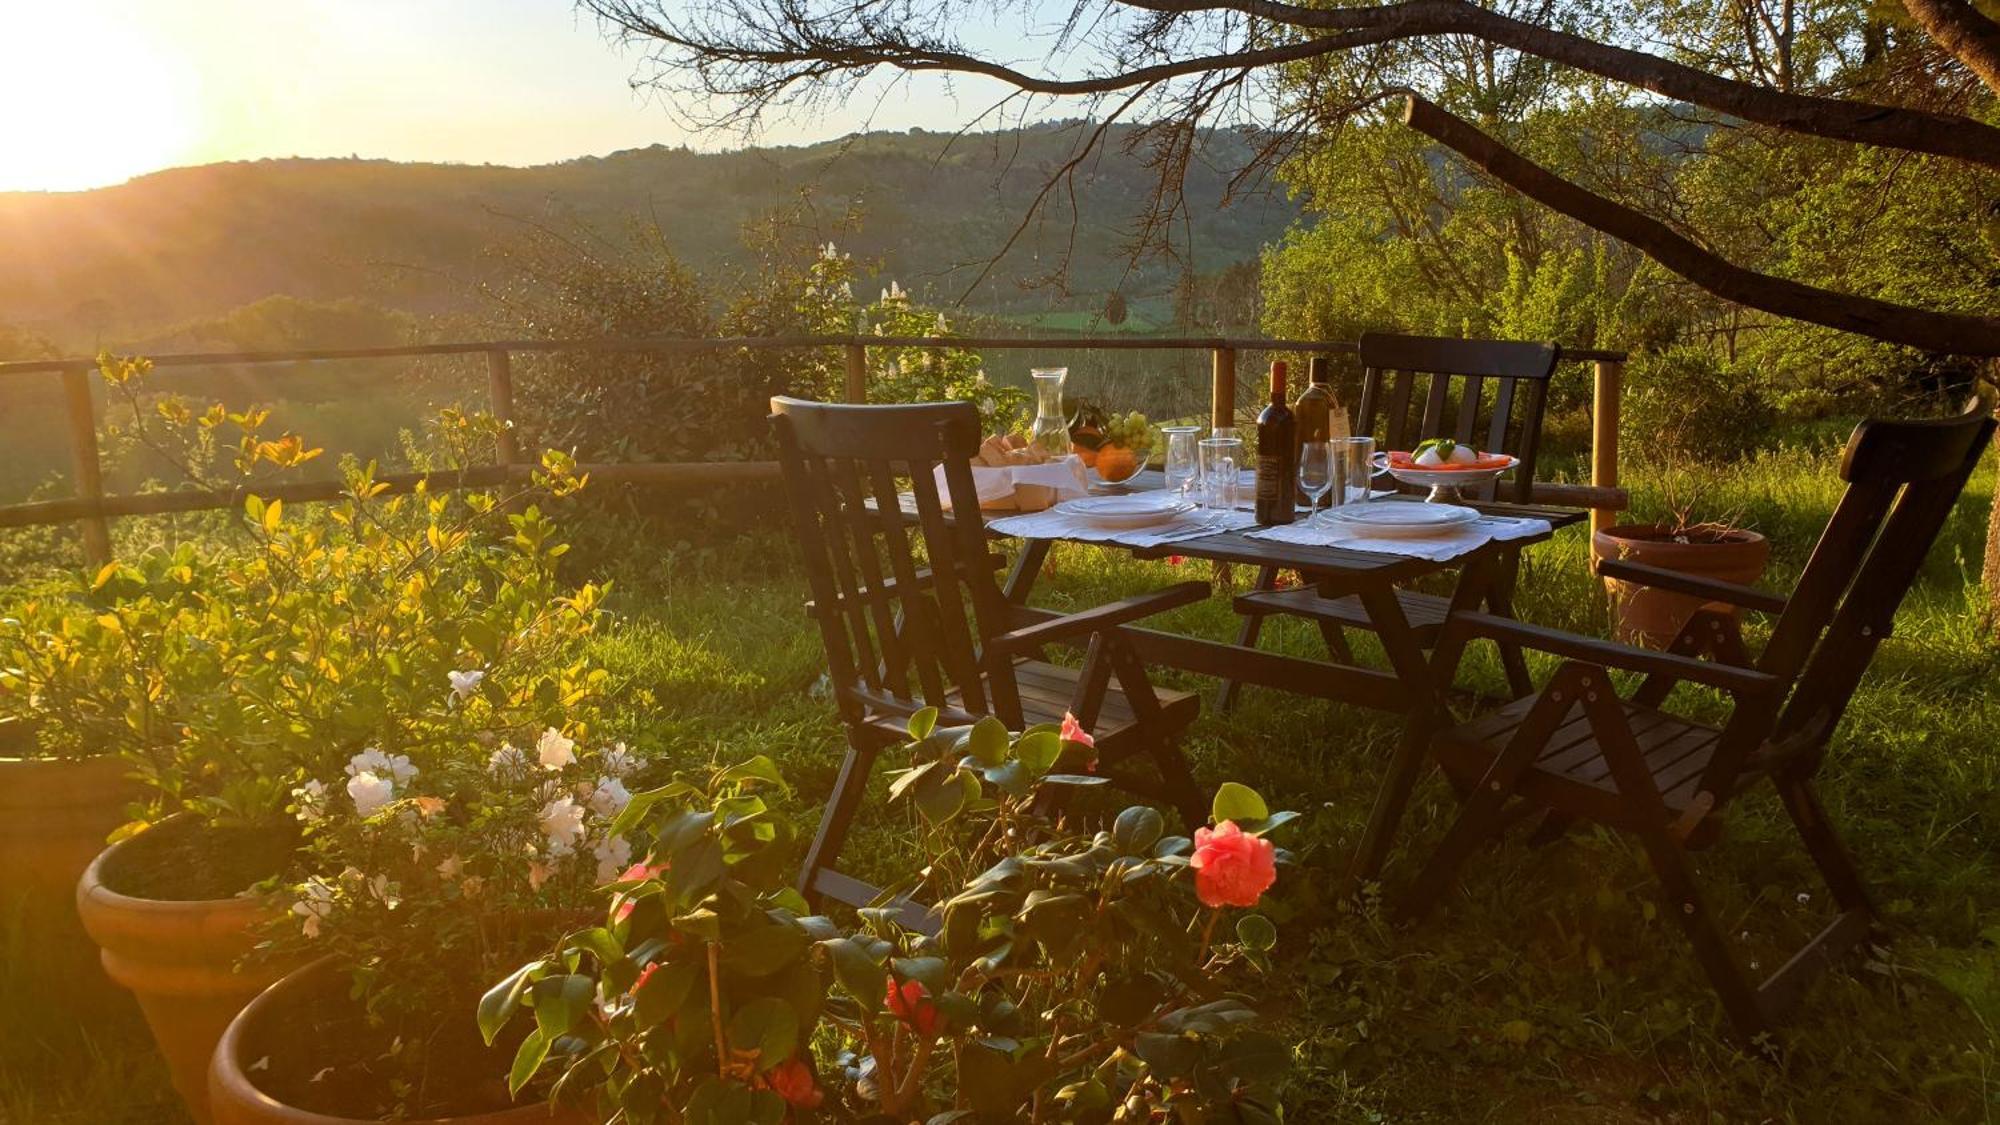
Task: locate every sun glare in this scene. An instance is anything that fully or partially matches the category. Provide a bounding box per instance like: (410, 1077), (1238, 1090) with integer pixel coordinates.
(0, 7), (199, 192)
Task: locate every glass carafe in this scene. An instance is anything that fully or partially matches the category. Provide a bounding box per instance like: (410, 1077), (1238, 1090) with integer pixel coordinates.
(1028, 367), (1071, 460)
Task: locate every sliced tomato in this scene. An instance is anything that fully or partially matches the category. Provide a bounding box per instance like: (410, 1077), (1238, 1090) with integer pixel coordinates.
(1387, 451), (1514, 471)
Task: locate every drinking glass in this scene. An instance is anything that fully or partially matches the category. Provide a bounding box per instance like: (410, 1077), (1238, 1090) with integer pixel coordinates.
(1298, 439), (1334, 519)
(1331, 435), (1384, 507)
(1161, 425), (1202, 499)
(1198, 436), (1244, 523)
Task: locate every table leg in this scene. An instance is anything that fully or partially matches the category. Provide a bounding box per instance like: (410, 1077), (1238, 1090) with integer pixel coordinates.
(1348, 582), (1435, 885)
(1482, 548), (1534, 698)
(1002, 539), (1051, 604)
(1348, 557), (1506, 885)
(1216, 564), (1281, 712)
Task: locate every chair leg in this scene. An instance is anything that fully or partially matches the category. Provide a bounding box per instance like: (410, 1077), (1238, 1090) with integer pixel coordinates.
(1400, 789), (1515, 921)
(1216, 565), (1280, 712)
(1631, 823), (1771, 1041)
(797, 731), (880, 908)
(1776, 775), (1874, 916)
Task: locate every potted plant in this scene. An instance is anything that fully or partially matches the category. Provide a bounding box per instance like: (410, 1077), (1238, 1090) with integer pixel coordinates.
(0, 669), (143, 911)
(483, 713), (1297, 1122)
(207, 724), (639, 1123)
(1592, 467), (1768, 648)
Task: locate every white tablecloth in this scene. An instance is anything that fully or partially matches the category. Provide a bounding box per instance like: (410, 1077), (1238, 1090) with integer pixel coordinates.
(987, 507), (1257, 549)
(1244, 510), (1552, 562)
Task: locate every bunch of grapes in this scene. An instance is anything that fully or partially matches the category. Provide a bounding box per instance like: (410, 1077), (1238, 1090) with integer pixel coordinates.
(1102, 410), (1154, 454)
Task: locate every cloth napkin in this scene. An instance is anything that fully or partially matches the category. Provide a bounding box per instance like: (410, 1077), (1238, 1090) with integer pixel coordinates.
(1244, 509), (1552, 562)
(987, 506), (1257, 549)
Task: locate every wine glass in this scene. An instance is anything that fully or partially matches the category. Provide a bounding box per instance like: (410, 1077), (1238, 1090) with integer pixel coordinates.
(1298, 440), (1334, 520)
(1162, 425), (1201, 500)
(1198, 436), (1243, 524)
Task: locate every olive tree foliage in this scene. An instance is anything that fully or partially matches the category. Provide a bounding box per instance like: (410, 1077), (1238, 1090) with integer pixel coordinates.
(577, 0), (2000, 357)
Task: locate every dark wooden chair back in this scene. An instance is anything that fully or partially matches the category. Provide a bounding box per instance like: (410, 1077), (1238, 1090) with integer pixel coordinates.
(1728, 401), (1995, 781)
(770, 395), (1027, 732)
(1354, 332), (1561, 502)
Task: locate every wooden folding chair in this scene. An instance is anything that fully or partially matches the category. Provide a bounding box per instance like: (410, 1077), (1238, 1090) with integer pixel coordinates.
(1403, 400), (1994, 1039)
(771, 396), (1211, 919)
(1223, 332), (1561, 706)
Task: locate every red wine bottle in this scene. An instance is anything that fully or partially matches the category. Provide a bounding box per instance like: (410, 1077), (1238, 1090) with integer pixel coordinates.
(1255, 361), (1296, 525)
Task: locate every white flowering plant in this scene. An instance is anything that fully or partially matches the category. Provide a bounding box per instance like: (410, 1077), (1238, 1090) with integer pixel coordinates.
(270, 724), (651, 1038)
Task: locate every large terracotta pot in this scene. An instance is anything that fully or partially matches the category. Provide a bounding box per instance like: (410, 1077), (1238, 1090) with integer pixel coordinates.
(210, 956), (583, 1124)
(0, 753), (139, 907)
(77, 819), (298, 1124)
(1593, 523), (1771, 648)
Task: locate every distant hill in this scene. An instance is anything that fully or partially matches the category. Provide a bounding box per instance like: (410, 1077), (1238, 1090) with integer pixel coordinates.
(0, 123), (1300, 350)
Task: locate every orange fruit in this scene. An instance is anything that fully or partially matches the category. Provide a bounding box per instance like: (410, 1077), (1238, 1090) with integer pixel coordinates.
(1096, 445), (1139, 482)
(1072, 442), (1099, 468)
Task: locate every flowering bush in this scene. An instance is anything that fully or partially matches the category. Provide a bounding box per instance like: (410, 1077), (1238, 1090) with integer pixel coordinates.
(483, 713), (1295, 1122)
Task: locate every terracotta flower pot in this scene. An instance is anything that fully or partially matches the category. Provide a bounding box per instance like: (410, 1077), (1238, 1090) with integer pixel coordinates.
(1592, 523), (1771, 648)
(76, 819), (298, 1124)
(0, 753), (139, 907)
(210, 956), (584, 1124)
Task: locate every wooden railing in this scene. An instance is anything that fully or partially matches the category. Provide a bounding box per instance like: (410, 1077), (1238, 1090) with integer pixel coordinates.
(0, 335), (1629, 567)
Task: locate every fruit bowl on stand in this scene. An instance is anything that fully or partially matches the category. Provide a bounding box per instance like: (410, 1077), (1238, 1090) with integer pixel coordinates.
(1377, 439), (1519, 503)
(1071, 407), (1155, 490)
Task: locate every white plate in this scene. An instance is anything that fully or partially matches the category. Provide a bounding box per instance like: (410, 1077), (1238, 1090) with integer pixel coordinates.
(1325, 503), (1480, 537)
(1056, 493), (1195, 529)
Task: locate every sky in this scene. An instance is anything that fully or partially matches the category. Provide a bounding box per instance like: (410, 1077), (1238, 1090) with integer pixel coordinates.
(0, 0), (1045, 193)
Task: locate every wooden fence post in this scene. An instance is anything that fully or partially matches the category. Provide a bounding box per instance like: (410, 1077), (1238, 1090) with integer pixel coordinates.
(485, 349), (520, 467)
(60, 365), (111, 567)
(1591, 358), (1623, 537)
(844, 343), (867, 404)
(1211, 345), (1236, 432)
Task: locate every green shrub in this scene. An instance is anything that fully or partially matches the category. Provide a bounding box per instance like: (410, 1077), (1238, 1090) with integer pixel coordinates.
(1621, 345), (1777, 463)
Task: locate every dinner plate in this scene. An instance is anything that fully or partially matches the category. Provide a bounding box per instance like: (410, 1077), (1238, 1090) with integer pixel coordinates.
(1056, 493), (1194, 529)
(1324, 502), (1480, 536)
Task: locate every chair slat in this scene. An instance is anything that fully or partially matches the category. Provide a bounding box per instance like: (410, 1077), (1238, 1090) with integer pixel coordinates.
(806, 456), (884, 694)
(906, 448), (990, 714)
(836, 458), (909, 699)
(1419, 370), (1451, 443)
(1454, 376), (1484, 446)
(865, 460), (949, 706)
(1383, 372), (1415, 453)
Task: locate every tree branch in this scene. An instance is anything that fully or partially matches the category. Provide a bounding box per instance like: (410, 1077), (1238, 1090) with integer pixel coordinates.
(1900, 0), (2000, 95)
(1119, 0), (2000, 169)
(1399, 93), (2000, 355)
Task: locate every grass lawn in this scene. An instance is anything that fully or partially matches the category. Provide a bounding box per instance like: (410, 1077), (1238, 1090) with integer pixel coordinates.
(7, 429), (1999, 1122)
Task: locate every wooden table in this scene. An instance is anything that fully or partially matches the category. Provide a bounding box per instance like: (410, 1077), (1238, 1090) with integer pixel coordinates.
(994, 473), (1585, 882)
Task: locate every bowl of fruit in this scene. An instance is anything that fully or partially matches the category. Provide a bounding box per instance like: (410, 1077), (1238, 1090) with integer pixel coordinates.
(1069, 405), (1155, 487)
(1377, 438), (1518, 503)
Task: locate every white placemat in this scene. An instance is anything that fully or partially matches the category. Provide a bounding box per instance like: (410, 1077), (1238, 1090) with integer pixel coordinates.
(1245, 509), (1551, 562)
(987, 507), (1257, 549)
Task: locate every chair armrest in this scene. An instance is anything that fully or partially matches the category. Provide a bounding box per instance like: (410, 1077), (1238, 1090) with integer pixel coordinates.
(987, 581), (1210, 654)
(1445, 611), (1781, 695)
(1594, 558), (1787, 615)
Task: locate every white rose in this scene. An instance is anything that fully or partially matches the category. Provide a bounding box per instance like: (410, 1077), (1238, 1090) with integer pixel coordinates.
(290, 779), (327, 824)
(593, 835), (633, 882)
(536, 728), (576, 771)
(347, 771), (395, 816)
(292, 879), (334, 939)
(347, 748), (417, 786)
(601, 742), (637, 778)
(447, 669), (485, 701)
(539, 796), (586, 856)
(487, 744), (528, 776)
(587, 776), (631, 818)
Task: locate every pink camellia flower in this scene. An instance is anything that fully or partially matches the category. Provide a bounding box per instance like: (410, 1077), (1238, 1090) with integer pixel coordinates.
(1059, 711), (1094, 750)
(629, 961), (660, 997)
(1167, 554), (1187, 567)
(767, 1056), (824, 1109)
(611, 860), (669, 921)
(1189, 820), (1277, 909)
(885, 978), (941, 1036)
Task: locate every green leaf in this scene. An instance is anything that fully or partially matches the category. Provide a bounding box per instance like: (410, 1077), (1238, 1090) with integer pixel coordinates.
(508, 1027), (550, 1095)
(1236, 913), (1278, 953)
(673, 908), (722, 943)
(529, 973), (594, 1040)
(477, 960), (545, 1045)
(1014, 730), (1060, 774)
(913, 766), (972, 823)
(1240, 809), (1301, 838)
(887, 759), (943, 804)
(1113, 806), (1166, 854)
(1038, 772), (1109, 787)
(891, 956), (950, 991)
(715, 755), (789, 792)
(723, 920), (809, 977)
(908, 707), (939, 741)
(964, 716), (1009, 766)
(726, 996), (799, 1070)
(633, 959), (700, 1026)
(1210, 782), (1269, 825)
(819, 936), (885, 1010)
